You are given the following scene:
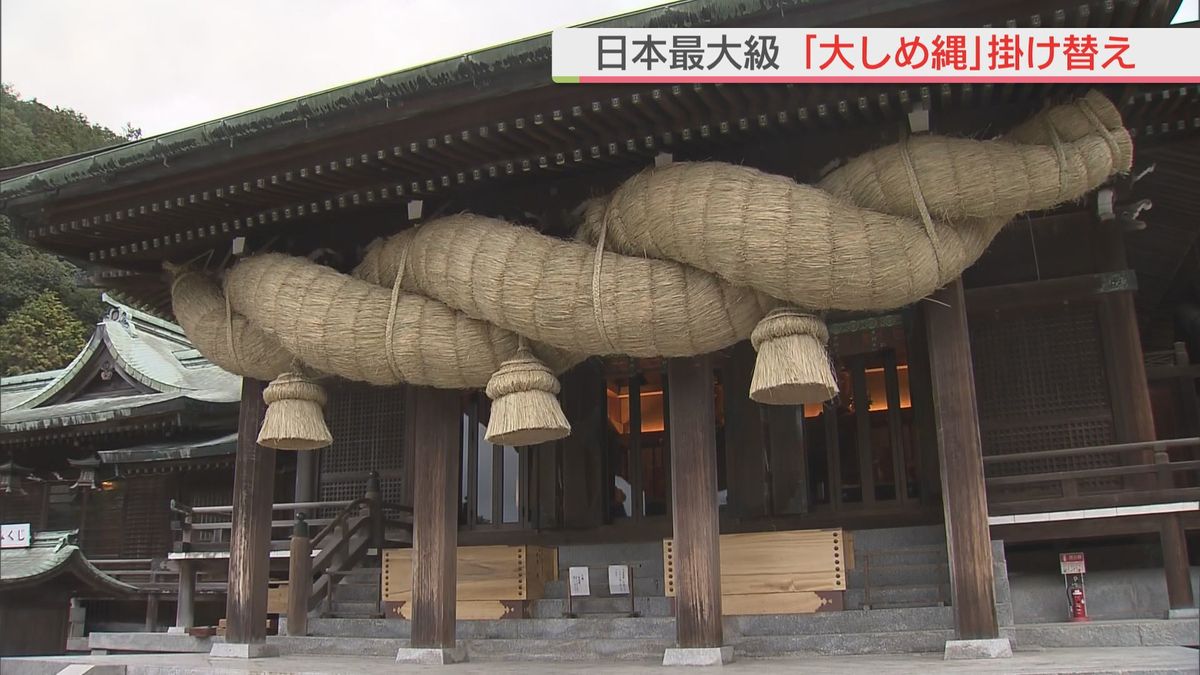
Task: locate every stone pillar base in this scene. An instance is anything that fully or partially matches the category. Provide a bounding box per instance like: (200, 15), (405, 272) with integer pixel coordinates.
(210, 642), (278, 658)
(1167, 607), (1199, 620)
(662, 646), (734, 666)
(943, 638), (1012, 660)
(395, 646), (468, 664)
(166, 626), (190, 635)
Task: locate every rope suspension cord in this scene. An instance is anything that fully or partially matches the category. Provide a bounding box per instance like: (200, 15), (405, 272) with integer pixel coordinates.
(384, 242), (412, 382)
(897, 126), (942, 278)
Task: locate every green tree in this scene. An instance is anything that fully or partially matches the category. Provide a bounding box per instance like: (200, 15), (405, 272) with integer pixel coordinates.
(0, 83), (135, 330)
(0, 291), (89, 375)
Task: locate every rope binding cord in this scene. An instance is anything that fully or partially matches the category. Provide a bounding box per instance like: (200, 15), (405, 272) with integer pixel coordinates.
(165, 91), (1133, 450)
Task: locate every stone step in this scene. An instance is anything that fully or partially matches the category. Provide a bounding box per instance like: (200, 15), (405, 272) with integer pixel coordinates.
(267, 630), (954, 660)
(465, 637), (671, 661)
(854, 545), (948, 567)
(332, 581), (380, 603)
(846, 563), (949, 589)
(555, 542), (665, 570)
(732, 628), (953, 656)
(849, 525), (947, 549)
(269, 635), (402, 657)
(728, 605), (954, 637)
(337, 569), (381, 584)
(551, 562), (660, 579)
(542, 576), (663, 598)
(845, 584), (950, 610)
(305, 616), (677, 640)
(530, 596), (673, 618)
(328, 601), (380, 617)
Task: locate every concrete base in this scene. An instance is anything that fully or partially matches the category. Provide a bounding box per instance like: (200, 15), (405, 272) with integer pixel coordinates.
(1165, 607), (1198, 620)
(943, 637), (1013, 660)
(166, 626), (189, 635)
(394, 646), (468, 665)
(662, 646), (734, 666)
(209, 642), (279, 659)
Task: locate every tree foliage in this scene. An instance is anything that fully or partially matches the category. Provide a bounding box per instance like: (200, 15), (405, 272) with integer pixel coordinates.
(0, 83), (137, 374)
(0, 83), (125, 166)
(0, 292), (88, 376)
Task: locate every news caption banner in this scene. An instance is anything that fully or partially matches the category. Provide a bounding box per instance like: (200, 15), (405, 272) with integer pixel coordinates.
(552, 28), (1199, 83)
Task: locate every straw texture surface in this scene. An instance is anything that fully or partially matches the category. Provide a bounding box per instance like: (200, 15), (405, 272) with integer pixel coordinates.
(170, 91), (1131, 408)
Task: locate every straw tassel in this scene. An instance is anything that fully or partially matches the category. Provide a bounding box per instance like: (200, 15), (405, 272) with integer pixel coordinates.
(749, 308), (838, 405)
(257, 372), (333, 451)
(484, 344), (571, 446)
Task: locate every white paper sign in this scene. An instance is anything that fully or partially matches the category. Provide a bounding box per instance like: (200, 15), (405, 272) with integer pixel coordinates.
(1, 523), (31, 549)
(568, 566), (591, 596)
(608, 565), (631, 596)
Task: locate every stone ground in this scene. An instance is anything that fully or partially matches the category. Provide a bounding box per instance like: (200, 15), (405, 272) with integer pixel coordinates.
(3, 647), (1198, 675)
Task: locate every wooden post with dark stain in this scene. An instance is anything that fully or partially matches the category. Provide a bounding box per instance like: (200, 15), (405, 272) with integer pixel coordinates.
(224, 377), (275, 645)
(667, 355), (723, 648)
(1160, 513), (1195, 611)
(174, 559), (196, 632)
(924, 280), (999, 641)
(287, 516), (312, 637)
(409, 387), (461, 649)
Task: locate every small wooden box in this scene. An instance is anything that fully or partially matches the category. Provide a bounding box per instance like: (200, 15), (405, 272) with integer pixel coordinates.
(663, 528), (847, 616)
(381, 545), (557, 620)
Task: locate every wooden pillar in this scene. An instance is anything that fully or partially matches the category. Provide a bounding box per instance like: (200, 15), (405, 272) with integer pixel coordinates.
(224, 378), (275, 646)
(1096, 221), (1156, 444)
(723, 342), (768, 518)
(174, 560), (196, 632)
(144, 594), (160, 632)
(294, 450), (317, 512)
(287, 517), (312, 636)
(668, 355), (723, 648)
(924, 280), (999, 640)
(409, 387), (461, 649)
(1161, 513), (1195, 611)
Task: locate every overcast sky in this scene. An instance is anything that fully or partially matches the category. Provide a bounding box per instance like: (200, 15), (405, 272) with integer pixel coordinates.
(0, 0), (672, 136)
(3, 0), (1197, 138)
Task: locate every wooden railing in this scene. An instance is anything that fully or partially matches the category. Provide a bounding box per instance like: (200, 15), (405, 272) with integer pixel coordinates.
(984, 437), (1200, 515)
(90, 558), (226, 595)
(170, 499), (354, 552)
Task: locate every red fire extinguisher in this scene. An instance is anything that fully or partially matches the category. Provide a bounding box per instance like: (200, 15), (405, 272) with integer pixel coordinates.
(1060, 552), (1089, 622)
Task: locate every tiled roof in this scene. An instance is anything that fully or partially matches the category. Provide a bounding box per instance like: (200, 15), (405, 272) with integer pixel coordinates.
(0, 295), (239, 429)
(0, 530), (139, 596)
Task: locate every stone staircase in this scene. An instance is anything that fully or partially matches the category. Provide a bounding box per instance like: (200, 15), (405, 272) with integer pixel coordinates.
(845, 525), (1013, 625)
(322, 563), (382, 619)
(284, 605), (972, 660)
(531, 542), (672, 618)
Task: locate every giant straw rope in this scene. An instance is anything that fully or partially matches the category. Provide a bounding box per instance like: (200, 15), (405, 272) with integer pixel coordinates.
(168, 91), (1133, 450)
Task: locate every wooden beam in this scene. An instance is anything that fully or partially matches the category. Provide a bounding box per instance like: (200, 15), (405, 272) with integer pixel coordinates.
(224, 378), (275, 646)
(723, 341), (768, 518)
(286, 520), (312, 637)
(667, 355), (723, 648)
(766, 404), (807, 515)
(964, 270), (1136, 313)
(409, 387), (461, 649)
(174, 559), (196, 632)
(1160, 513), (1195, 610)
(401, 385), (418, 509)
(559, 362), (605, 529)
(851, 357), (875, 504)
(924, 279), (999, 641)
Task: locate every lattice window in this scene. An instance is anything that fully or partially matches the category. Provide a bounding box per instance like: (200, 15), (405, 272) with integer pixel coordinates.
(971, 303), (1117, 477)
(319, 380), (406, 506)
(120, 476), (171, 557)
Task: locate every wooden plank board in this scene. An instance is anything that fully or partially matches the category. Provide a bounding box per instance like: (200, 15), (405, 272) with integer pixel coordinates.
(721, 591), (843, 616)
(386, 600), (526, 621)
(266, 583), (288, 615)
(664, 529), (845, 597)
(384, 545), (555, 602)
